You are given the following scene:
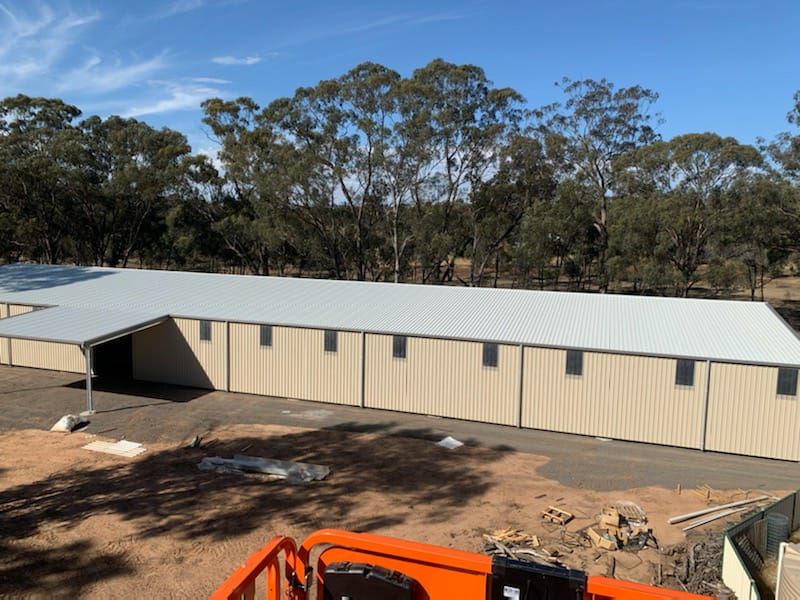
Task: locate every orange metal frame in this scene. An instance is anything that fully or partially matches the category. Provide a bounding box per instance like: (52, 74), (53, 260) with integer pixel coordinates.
(297, 529), (494, 600)
(585, 576), (711, 600)
(210, 536), (299, 600)
(211, 529), (713, 600)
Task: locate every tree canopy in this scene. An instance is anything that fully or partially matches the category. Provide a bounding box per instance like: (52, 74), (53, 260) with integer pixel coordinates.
(1, 61), (798, 301)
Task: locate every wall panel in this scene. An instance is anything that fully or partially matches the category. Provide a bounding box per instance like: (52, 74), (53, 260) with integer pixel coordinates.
(0, 303), (8, 364)
(705, 362), (800, 461)
(0, 304), (83, 373)
(521, 347), (706, 448)
(229, 323), (360, 405)
(133, 318), (226, 389)
(364, 335), (518, 425)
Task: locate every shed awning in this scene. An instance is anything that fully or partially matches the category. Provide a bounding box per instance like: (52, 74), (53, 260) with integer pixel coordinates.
(0, 305), (167, 347)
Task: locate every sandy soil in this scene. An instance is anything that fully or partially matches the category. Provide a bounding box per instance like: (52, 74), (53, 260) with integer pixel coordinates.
(0, 424), (781, 598)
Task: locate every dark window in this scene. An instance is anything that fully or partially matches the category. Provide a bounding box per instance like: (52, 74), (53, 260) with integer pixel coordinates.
(199, 320), (212, 342)
(566, 350), (583, 376)
(675, 359), (695, 386)
(392, 335), (407, 359)
(324, 330), (337, 353)
(260, 324), (273, 347)
(777, 367), (798, 396)
(483, 342), (498, 368)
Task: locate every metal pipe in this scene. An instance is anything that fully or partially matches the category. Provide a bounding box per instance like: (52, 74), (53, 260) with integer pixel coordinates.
(668, 495), (768, 524)
(682, 507), (752, 532)
(84, 345), (95, 414)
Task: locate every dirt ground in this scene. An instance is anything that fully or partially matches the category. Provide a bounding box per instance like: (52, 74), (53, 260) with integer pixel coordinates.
(0, 424), (783, 599)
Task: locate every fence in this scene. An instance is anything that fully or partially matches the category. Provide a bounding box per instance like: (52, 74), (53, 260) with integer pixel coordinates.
(722, 489), (800, 600)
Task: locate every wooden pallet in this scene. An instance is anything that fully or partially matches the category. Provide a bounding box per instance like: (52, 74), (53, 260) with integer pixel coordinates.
(541, 506), (573, 526)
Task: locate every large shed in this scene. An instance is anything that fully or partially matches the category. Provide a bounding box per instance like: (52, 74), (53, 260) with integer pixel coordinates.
(1, 263), (798, 460)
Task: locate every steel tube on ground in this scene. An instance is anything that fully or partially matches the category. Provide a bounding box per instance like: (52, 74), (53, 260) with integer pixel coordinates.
(668, 495), (769, 525)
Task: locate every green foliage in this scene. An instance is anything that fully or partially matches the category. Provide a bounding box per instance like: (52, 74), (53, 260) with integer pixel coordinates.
(0, 76), (798, 301)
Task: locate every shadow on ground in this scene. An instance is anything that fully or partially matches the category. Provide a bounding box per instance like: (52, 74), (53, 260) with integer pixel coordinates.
(65, 377), (211, 403)
(0, 426), (501, 594)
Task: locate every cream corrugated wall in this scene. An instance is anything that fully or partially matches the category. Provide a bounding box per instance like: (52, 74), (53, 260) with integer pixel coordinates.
(0, 303), (8, 364)
(706, 362), (800, 461)
(364, 334), (519, 425)
(2, 304), (84, 373)
(521, 347), (706, 448)
(229, 323), (360, 405)
(133, 318), (226, 389)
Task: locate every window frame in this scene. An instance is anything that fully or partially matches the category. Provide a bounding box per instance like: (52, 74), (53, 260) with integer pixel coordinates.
(777, 367), (798, 396)
(482, 342), (499, 368)
(675, 359), (695, 387)
(324, 329), (338, 353)
(199, 320), (212, 342)
(259, 324), (273, 348)
(565, 349), (583, 376)
(392, 335), (407, 359)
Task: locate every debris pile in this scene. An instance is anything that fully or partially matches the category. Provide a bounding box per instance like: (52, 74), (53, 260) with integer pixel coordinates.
(197, 454), (330, 484)
(483, 527), (587, 568)
(587, 501), (658, 551)
(655, 532), (729, 596)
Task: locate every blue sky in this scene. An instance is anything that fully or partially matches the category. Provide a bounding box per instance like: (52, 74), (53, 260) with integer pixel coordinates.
(0, 0), (797, 156)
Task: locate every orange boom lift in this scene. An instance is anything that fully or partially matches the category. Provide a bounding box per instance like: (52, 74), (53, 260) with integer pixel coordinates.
(211, 529), (711, 600)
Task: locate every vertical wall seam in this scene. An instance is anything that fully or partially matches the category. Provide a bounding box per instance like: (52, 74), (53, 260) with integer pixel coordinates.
(359, 331), (366, 408)
(517, 344), (524, 428)
(701, 359), (712, 451)
(225, 321), (231, 392)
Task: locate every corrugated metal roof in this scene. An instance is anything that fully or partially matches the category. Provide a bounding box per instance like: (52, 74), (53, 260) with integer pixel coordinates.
(0, 304), (166, 346)
(0, 263), (799, 366)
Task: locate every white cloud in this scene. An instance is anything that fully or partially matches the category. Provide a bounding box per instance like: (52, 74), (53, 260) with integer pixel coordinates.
(191, 77), (231, 84)
(0, 2), (99, 85)
(212, 55), (262, 66)
(123, 79), (225, 118)
(58, 53), (167, 94)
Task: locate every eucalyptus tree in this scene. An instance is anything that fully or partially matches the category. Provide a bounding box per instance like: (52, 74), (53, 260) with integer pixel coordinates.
(614, 133), (763, 296)
(202, 97), (298, 275)
(721, 177), (795, 300)
(535, 78), (661, 291)
(0, 95), (82, 263)
(261, 63), (400, 280)
(764, 90), (800, 183)
(468, 135), (554, 286)
(404, 59), (525, 283)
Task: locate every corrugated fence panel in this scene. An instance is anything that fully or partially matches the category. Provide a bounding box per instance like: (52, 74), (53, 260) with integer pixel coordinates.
(521, 348), (705, 448)
(722, 534), (759, 600)
(229, 323), (360, 406)
(364, 334), (518, 425)
(132, 318), (226, 389)
(706, 363), (800, 461)
(2, 305), (83, 373)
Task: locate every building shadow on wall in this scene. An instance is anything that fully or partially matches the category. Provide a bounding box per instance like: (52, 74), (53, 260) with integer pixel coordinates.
(0, 427), (503, 595)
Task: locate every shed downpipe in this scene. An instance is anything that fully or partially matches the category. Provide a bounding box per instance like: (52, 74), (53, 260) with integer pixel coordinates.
(83, 345), (95, 415)
(700, 360), (712, 451)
